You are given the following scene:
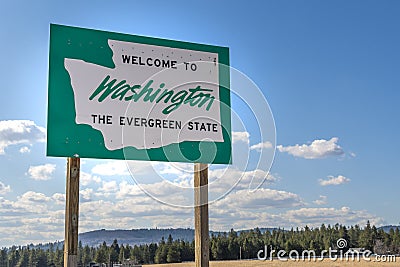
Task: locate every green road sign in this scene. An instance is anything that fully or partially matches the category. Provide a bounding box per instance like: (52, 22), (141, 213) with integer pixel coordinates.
(47, 24), (231, 164)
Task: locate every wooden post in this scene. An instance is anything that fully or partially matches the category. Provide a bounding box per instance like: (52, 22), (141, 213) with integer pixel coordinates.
(64, 157), (80, 267)
(194, 163), (209, 267)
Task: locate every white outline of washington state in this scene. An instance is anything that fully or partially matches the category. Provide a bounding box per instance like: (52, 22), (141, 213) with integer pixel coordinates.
(64, 39), (223, 150)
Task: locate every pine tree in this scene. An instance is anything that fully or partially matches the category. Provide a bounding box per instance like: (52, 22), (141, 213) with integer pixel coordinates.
(0, 249), (7, 267)
(47, 243), (55, 265)
(131, 245), (143, 264)
(7, 248), (19, 267)
(154, 237), (167, 264)
(360, 221), (374, 250)
(179, 240), (194, 262)
(348, 225), (360, 248)
(95, 242), (109, 264)
(36, 249), (48, 267)
(54, 246), (64, 267)
(211, 234), (228, 260)
(166, 245), (180, 263)
(392, 227), (400, 253)
(77, 240), (83, 266)
(148, 243), (158, 264)
(16, 248), (29, 267)
(167, 234), (173, 245)
(118, 244), (125, 263)
(82, 245), (92, 266)
(142, 245), (151, 264)
(227, 231), (239, 260)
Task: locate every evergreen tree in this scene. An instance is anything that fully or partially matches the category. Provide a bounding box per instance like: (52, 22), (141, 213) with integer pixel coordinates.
(77, 240), (83, 266)
(47, 243), (55, 266)
(2, 223), (400, 265)
(7, 248), (19, 267)
(391, 227), (400, 253)
(142, 245), (151, 264)
(108, 239), (120, 263)
(0, 249), (7, 267)
(36, 249), (48, 267)
(211, 234), (228, 260)
(148, 243), (158, 264)
(360, 221), (374, 250)
(118, 244), (125, 263)
(82, 245), (92, 266)
(167, 234), (173, 245)
(131, 245), (143, 264)
(95, 241), (109, 264)
(348, 225), (359, 248)
(166, 244), (180, 263)
(227, 229), (239, 260)
(179, 240), (194, 262)
(54, 246), (64, 267)
(16, 248), (28, 267)
(154, 237), (167, 264)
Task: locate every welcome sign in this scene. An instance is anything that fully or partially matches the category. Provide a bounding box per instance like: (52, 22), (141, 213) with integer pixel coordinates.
(47, 24), (231, 163)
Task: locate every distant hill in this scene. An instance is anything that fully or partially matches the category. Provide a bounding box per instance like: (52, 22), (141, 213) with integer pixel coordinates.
(78, 227), (280, 247)
(27, 227), (280, 250)
(79, 228), (196, 247)
(21, 225), (400, 250)
(378, 225), (400, 233)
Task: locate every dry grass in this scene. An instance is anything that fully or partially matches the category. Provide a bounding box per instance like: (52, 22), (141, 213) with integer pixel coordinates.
(144, 258), (399, 267)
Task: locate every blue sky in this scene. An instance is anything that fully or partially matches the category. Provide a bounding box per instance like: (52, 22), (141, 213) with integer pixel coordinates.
(0, 0), (399, 247)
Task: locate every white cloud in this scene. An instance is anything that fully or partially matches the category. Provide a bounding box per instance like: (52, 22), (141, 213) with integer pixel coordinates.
(116, 180), (182, 200)
(52, 193), (65, 204)
(13, 191), (52, 214)
(18, 191), (51, 203)
(98, 181), (118, 193)
(313, 195), (327, 205)
(214, 188), (304, 209)
(209, 206), (384, 231)
(19, 146), (31, 154)
(79, 200), (117, 217)
(112, 164), (279, 204)
(0, 120), (46, 154)
(154, 162), (193, 176)
(0, 196), (30, 216)
(91, 161), (129, 176)
(0, 191), (65, 247)
(116, 181), (143, 198)
(80, 188), (94, 201)
(319, 175), (350, 186)
(209, 168), (277, 194)
(151, 162), (194, 184)
(232, 131), (250, 144)
(241, 169), (278, 186)
(281, 207), (383, 226)
(277, 137), (344, 159)
(250, 141), (273, 151)
(115, 180), (193, 208)
(27, 164), (56, 180)
(80, 171), (102, 186)
(0, 187), (385, 248)
(0, 181), (11, 195)
(119, 180), (186, 198)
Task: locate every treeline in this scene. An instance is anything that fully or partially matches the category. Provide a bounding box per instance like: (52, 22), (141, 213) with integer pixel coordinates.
(1, 222), (400, 266)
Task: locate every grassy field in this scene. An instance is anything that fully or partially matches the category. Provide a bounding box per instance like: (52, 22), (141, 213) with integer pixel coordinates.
(144, 258), (399, 267)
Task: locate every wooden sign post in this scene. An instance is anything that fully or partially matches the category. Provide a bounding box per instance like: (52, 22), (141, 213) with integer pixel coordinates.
(64, 157), (80, 267)
(194, 163), (209, 267)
